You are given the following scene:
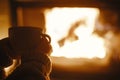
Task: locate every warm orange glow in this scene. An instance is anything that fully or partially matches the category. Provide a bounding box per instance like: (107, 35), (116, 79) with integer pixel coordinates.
(4, 60), (18, 77)
(0, 27), (9, 40)
(44, 7), (106, 59)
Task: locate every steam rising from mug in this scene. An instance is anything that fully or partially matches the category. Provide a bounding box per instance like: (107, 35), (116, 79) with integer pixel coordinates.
(9, 27), (51, 53)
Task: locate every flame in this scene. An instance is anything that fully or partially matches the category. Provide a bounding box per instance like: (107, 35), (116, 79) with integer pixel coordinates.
(44, 7), (106, 59)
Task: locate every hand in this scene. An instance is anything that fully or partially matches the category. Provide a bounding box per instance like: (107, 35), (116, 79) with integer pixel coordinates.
(0, 38), (13, 67)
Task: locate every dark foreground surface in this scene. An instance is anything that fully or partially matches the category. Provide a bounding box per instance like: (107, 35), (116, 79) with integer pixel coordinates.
(50, 57), (120, 80)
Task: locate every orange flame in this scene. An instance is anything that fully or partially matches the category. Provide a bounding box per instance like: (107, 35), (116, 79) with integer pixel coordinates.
(44, 7), (106, 59)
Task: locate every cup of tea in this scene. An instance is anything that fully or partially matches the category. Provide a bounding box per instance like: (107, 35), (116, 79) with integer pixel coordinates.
(9, 26), (51, 53)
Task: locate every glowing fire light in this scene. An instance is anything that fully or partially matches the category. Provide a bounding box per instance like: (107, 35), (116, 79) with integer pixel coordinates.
(44, 8), (106, 59)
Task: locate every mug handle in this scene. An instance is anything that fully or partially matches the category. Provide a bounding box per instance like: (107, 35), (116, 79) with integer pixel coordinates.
(41, 34), (51, 44)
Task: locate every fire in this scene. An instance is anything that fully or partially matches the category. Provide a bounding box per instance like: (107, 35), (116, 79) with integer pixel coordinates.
(44, 7), (106, 59)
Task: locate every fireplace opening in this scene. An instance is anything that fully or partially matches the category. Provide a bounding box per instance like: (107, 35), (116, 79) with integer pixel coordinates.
(44, 7), (106, 59)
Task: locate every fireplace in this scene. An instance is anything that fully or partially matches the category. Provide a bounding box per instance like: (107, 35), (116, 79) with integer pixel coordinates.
(43, 7), (108, 70)
(43, 7), (120, 80)
(44, 7), (106, 58)
(6, 0), (120, 80)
